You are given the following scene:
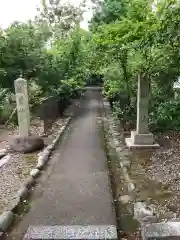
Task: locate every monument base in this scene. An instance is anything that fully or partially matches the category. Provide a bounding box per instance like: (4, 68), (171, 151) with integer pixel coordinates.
(8, 135), (44, 153)
(125, 131), (159, 149)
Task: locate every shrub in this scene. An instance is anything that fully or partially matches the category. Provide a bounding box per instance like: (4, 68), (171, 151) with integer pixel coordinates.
(112, 98), (136, 130)
(103, 63), (129, 106)
(0, 89), (17, 124)
(149, 98), (180, 132)
(0, 103), (16, 124)
(28, 81), (43, 109)
(56, 78), (84, 101)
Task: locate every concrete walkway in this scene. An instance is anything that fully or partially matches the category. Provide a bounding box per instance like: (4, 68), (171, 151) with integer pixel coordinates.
(5, 89), (117, 239)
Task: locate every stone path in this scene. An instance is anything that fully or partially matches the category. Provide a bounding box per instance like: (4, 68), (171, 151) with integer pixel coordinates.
(5, 88), (117, 239)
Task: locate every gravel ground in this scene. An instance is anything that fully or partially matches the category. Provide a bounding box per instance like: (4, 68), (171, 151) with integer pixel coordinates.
(129, 132), (180, 222)
(0, 117), (66, 215)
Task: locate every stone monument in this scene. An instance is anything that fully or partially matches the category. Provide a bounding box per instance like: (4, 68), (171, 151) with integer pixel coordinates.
(125, 75), (159, 149)
(8, 78), (44, 153)
(14, 78), (30, 136)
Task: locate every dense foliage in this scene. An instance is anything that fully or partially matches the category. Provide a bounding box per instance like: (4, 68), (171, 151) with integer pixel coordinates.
(86, 0), (180, 131)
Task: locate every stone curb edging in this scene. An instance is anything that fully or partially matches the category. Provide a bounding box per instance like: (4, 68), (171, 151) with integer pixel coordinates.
(0, 149), (8, 158)
(101, 100), (157, 226)
(0, 117), (71, 234)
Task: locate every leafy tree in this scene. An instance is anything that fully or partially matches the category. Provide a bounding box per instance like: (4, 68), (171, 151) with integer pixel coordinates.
(89, 0), (128, 31)
(0, 21), (48, 89)
(39, 0), (86, 39)
(85, 0), (180, 131)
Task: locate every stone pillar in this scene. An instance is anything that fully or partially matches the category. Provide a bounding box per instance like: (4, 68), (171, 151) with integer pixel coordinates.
(15, 78), (30, 137)
(125, 75), (159, 149)
(136, 74), (149, 134)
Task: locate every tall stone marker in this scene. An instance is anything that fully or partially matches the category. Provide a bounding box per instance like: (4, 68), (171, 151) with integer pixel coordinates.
(8, 78), (44, 153)
(15, 78), (30, 137)
(125, 75), (159, 149)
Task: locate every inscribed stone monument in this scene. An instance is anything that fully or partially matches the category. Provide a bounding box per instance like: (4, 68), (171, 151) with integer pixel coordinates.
(136, 75), (149, 134)
(8, 78), (44, 153)
(15, 78), (30, 137)
(125, 75), (159, 149)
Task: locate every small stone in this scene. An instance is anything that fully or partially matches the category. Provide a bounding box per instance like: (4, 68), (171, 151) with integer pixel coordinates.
(46, 144), (54, 151)
(30, 169), (40, 178)
(36, 154), (48, 169)
(116, 146), (123, 153)
(120, 160), (131, 168)
(118, 195), (132, 204)
(52, 139), (57, 145)
(0, 155), (11, 168)
(24, 177), (36, 189)
(123, 171), (130, 182)
(37, 152), (43, 157)
(36, 162), (43, 170)
(0, 149), (8, 157)
(128, 182), (135, 192)
(16, 186), (28, 200)
(42, 149), (50, 157)
(0, 211), (14, 232)
(114, 139), (120, 147)
(134, 202), (156, 223)
(59, 125), (66, 133)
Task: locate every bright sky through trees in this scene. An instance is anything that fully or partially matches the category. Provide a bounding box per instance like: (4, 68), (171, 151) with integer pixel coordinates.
(0, 0), (92, 29)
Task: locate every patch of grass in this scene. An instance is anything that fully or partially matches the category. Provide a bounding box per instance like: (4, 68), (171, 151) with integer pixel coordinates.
(16, 199), (31, 216)
(23, 153), (38, 165)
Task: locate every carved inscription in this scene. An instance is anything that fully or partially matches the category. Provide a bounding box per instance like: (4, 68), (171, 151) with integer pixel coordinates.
(15, 78), (30, 136)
